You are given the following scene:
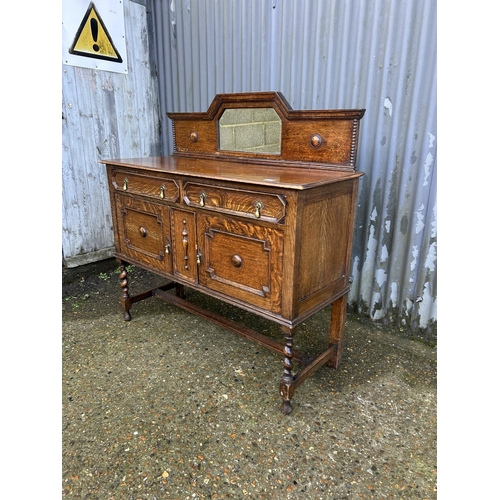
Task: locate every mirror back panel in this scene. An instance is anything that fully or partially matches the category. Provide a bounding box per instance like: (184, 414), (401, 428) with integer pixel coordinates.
(167, 92), (365, 171)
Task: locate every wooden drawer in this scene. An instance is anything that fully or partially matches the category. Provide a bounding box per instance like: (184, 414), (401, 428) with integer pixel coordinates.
(111, 169), (180, 203)
(197, 214), (284, 313)
(183, 182), (286, 223)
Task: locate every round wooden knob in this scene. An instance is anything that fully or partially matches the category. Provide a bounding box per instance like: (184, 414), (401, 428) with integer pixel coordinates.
(310, 134), (322, 148)
(231, 255), (242, 267)
(139, 226), (147, 237)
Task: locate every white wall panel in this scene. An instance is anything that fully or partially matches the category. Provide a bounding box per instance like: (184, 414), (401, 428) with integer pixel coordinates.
(62, 0), (161, 267)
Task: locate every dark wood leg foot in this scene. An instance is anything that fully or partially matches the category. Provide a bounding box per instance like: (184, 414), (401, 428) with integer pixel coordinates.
(175, 283), (185, 299)
(281, 399), (293, 415)
(119, 262), (132, 321)
(279, 326), (296, 414)
(327, 293), (348, 368)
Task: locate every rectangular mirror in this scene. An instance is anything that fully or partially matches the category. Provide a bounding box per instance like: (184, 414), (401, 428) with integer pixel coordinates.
(218, 108), (281, 154)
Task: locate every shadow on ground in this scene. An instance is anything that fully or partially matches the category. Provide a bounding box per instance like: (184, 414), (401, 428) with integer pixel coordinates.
(62, 259), (437, 499)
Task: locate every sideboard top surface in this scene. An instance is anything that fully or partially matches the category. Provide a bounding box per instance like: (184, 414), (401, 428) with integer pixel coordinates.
(99, 156), (362, 190)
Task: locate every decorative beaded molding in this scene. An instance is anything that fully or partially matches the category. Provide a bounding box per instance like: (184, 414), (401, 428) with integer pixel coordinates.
(172, 122), (177, 152)
(350, 119), (359, 168)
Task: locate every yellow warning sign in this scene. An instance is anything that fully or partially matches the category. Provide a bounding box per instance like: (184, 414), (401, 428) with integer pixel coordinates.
(69, 2), (122, 63)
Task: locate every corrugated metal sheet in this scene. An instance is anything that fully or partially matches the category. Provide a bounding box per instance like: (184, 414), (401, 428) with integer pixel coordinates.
(151, 0), (437, 336)
(62, 0), (161, 267)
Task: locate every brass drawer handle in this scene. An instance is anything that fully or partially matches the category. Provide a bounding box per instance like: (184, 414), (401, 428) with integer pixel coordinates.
(139, 226), (147, 237)
(160, 185), (166, 199)
(254, 200), (263, 218)
(165, 243), (170, 255)
(196, 253), (202, 265)
(122, 178), (128, 191)
(199, 191), (207, 207)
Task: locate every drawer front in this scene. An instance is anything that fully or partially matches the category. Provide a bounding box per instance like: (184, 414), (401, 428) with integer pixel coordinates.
(183, 182), (286, 223)
(115, 194), (172, 273)
(197, 214), (283, 313)
(112, 169), (180, 203)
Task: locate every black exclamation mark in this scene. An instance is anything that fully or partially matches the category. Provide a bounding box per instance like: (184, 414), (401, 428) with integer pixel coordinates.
(91, 17), (99, 52)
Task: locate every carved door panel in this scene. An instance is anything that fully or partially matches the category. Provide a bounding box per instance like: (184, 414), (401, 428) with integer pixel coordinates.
(197, 214), (284, 313)
(115, 193), (172, 274)
(170, 208), (198, 283)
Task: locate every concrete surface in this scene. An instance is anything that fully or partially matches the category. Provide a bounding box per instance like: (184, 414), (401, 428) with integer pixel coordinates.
(62, 259), (437, 499)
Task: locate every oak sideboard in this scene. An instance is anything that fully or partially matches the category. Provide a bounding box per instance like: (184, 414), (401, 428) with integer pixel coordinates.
(101, 92), (365, 414)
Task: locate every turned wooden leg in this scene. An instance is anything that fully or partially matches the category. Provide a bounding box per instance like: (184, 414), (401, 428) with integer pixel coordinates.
(119, 262), (132, 321)
(327, 293), (348, 369)
(279, 326), (296, 414)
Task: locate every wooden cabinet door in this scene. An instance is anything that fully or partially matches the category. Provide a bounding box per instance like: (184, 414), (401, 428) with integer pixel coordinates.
(114, 193), (172, 274)
(170, 208), (198, 283)
(197, 214), (284, 313)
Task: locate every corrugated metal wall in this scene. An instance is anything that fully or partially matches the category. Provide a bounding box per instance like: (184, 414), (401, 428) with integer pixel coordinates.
(150, 0), (437, 337)
(62, 0), (161, 267)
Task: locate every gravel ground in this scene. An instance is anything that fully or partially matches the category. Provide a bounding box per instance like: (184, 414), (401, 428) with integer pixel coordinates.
(62, 259), (437, 499)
